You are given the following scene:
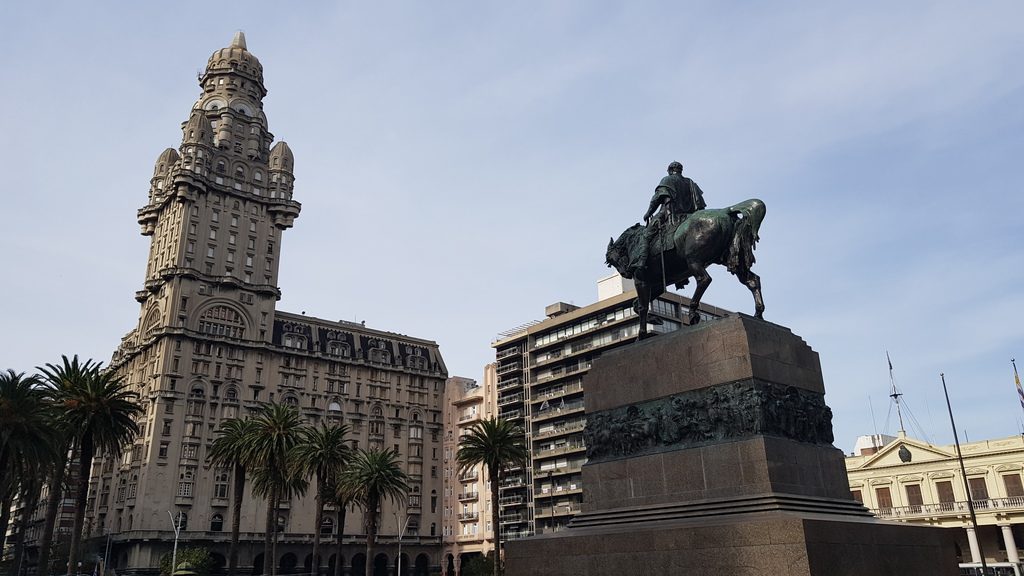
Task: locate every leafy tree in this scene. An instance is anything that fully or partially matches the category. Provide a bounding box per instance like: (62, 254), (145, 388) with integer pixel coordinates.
(339, 448), (410, 568)
(209, 417), (259, 576)
(461, 553), (496, 576)
(0, 370), (58, 553)
(40, 355), (142, 576)
(245, 403), (307, 576)
(331, 481), (360, 576)
(456, 418), (528, 576)
(159, 546), (213, 576)
(293, 422), (351, 576)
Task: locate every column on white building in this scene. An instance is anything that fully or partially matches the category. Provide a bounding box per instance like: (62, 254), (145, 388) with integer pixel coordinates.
(1000, 524), (1020, 563)
(966, 526), (982, 563)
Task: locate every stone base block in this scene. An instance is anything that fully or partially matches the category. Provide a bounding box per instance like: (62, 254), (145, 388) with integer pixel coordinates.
(505, 512), (958, 576)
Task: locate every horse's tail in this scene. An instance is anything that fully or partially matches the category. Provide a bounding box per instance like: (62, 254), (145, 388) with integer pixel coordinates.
(725, 199), (766, 275)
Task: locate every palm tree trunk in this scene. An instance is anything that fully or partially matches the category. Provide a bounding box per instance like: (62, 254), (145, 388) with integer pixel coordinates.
(66, 435), (94, 576)
(490, 467), (501, 576)
(365, 494), (378, 576)
(264, 484), (276, 576)
(0, 488), (15, 557)
(228, 464), (245, 576)
(271, 488), (281, 576)
(37, 453), (69, 576)
(335, 503), (347, 576)
(311, 476), (324, 576)
(13, 478), (43, 576)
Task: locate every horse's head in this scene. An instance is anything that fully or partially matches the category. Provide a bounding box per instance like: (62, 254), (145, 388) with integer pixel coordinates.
(605, 226), (641, 278)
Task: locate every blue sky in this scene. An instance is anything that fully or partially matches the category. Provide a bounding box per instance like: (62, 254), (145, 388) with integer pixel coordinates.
(1, 2), (1022, 452)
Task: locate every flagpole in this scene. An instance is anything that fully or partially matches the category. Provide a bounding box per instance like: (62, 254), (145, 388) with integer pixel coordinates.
(1013, 358), (1024, 414)
(941, 373), (986, 571)
(887, 351), (905, 434)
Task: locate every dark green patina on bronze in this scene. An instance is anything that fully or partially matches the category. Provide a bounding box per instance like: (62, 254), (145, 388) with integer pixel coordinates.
(583, 380), (834, 464)
(605, 161), (767, 339)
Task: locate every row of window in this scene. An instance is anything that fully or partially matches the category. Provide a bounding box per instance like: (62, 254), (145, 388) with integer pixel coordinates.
(853, 473), (1024, 509)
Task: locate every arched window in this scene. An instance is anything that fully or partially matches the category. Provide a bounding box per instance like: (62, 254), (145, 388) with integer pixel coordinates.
(283, 395), (299, 407)
(328, 401), (342, 413)
(143, 308), (161, 338)
(225, 387), (238, 401)
(173, 512), (188, 531)
(198, 306), (246, 339)
(254, 171), (263, 182)
(216, 160), (226, 174)
(210, 513), (224, 532)
(189, 387), (205, 399)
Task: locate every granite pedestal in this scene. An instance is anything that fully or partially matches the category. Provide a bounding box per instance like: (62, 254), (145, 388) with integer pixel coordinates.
(505, 315), (957, 576)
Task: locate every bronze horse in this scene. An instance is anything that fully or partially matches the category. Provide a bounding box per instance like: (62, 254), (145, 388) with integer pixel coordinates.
(605, 199), (766, 338)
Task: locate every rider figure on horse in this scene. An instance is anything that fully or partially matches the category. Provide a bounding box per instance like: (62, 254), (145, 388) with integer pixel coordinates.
(634, 161), (707, 278)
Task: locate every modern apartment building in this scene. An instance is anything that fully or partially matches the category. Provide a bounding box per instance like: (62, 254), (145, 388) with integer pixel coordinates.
(20, 33), (448, 576)
(490, 274), (729, 540)
(441, 368), (498, 574)
(847, 432), (1024, 565)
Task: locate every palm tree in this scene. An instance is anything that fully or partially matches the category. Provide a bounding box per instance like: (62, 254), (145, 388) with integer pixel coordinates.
(293, 423), (351, 576)
(339, 448), (410, 572)
(39, 352), (142, 569)
(40, 355), (142, 576)
(246, 403), (306, 576)
(331, 481), (359, 576)
(0, 369), (58, 550)
(209, 417), (260, 576)
(456, 417), (528, 576)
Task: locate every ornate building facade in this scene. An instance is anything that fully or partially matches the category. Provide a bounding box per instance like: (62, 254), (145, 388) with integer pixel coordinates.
(846, 431), (1024, 565)
(23, 33), (449, 576)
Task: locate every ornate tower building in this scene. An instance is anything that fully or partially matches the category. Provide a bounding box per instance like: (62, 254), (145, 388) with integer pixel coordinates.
(71, 34), (448, 576)
(134, 31), (297, 349)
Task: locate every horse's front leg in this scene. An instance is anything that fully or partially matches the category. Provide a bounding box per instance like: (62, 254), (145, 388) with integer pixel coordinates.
(688, 268), (712, 325)
(633, 282), (657, 340)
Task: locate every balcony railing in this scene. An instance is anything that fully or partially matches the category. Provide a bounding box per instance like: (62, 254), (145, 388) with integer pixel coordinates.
(496, 347), (520, 360)
(533, 420), (586, 439)
(871, 496), (1024, 519)
(499, 494), (525, 506)
(458, 491), (479, 501)
(498, 377), (522, 390)
(532, 381), (583, 402)
(498, 392), (525, 406)
(496, 363), (521, 375)
(458, 512), (479, 521)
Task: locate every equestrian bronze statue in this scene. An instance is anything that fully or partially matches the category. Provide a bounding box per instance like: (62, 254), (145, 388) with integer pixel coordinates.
(605, 162), (766, 338)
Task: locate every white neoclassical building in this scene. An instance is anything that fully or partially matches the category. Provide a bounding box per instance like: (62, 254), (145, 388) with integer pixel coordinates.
(846, 431), (1024, 565)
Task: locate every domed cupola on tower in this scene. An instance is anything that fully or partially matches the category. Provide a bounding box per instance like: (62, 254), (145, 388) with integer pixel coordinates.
(153, 148), (180, 177)
(181, 109), (214, 148)
(147, 147), (180, 206)
(204, 31), (264, 89)
(268, 141), (294, 198)
(267, 141), (300, 228)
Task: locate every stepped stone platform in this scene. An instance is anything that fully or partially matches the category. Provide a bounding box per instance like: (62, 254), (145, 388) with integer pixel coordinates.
(505, 315), (956, 576)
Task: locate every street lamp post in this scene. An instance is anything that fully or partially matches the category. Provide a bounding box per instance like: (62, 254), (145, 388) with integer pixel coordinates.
(168, 511), (183, 575)
(393, 512), (410, 576)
